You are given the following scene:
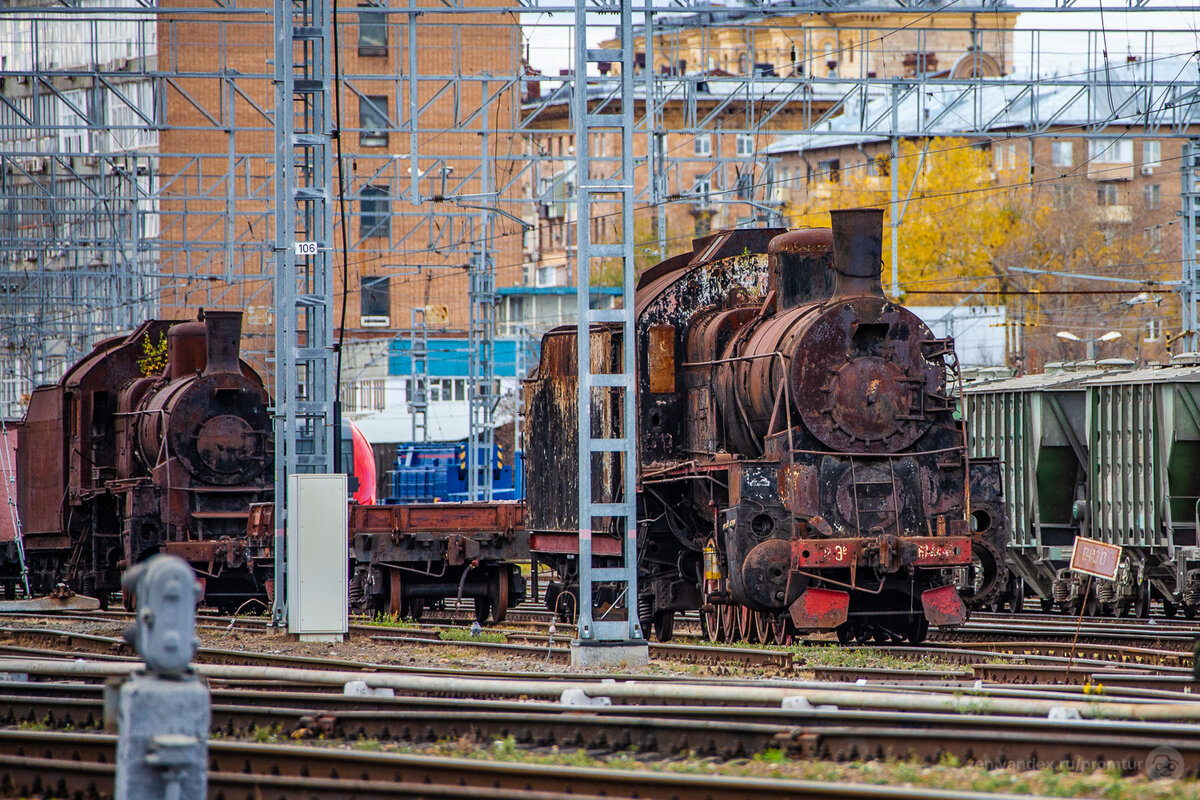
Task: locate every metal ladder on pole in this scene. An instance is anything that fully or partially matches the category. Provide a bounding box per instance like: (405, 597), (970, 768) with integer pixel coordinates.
(0, 421), (29, 597)
(409, 307), (429, 443)
(272, 0), (335, 626)
(573, 0), (644, 646)
(1181, 139), (1200, 353)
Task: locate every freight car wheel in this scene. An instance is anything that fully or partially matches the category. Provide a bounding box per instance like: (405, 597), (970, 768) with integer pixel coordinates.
(1010, 579), (1025, 613)
(491, 570), (510, 624)
(388, 571), (404, 618)
(651, 611), (675, 642)
(907, 615), (929, 644)
(1134, 581), (1151, 619)
(835, 623), (854, 644)
(1163, 600), (1178, 618)
(473, 597), (493, 625)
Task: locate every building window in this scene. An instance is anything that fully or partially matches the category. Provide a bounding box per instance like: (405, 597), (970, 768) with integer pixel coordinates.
(361, 275), (390, 320)
(1097, 183), (1120, 206)
(1051, 184), (1073, 208)
(736, 134), (754, 157)
(358, 6), (387, 56)
(1145, 225), (1163, 254)
(1144, 184), (1161, 210)
(1052, 141), (1073, 167)
(693, 133), (711, 156)
(692, 175), (712, 205)
(1088, 138), (1132, 164)
(359, 95), (389, 147)
(1146, 317), (1163, 342)
(817, 158), (840, 183)
(1143, 140), (1161, 169)
(360, 184), (390, 238)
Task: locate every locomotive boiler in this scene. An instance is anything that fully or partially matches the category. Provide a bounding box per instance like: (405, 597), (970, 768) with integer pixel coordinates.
(527, 208), (1006, 644)
(16, 310), (274, 609)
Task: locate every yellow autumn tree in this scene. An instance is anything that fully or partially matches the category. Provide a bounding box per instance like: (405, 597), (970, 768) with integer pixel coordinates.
(787, 138), (1031, 293)
(787, 136), (1164, 367)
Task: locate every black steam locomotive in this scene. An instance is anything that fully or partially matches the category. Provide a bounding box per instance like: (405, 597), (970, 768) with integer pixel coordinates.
(527, 209), (1006, 644)
(16, 311), (274, 610)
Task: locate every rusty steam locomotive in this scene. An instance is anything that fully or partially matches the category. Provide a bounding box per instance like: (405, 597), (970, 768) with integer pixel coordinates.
(528, 209), (1006, 644)
(16, 311), (274, 610)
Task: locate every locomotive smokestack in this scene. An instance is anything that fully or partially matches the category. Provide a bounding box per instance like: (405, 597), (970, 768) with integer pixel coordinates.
(830, 208), (885, 298)
(203, 310), (244, 376)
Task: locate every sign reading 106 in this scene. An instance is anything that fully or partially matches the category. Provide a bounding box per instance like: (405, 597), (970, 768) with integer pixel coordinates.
(294, 241), (319, 257)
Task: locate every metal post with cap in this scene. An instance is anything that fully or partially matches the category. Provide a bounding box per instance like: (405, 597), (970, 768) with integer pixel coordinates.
(114, 555), (209, 800)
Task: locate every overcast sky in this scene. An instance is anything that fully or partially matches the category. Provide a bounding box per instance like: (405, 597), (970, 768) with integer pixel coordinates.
(519, 6), (1200, 79)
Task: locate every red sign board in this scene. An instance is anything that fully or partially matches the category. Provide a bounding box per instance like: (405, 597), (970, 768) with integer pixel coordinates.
(1069, 537), (1122, 580)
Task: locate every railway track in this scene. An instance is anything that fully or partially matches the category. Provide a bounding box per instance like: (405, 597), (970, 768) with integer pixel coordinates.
(0, 728), (1079, 800)
(3, 676), (1200, 778)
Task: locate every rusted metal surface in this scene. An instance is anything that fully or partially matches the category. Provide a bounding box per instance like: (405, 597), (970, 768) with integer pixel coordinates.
(789, 536), (971, 571)
(790, 587), (850, 629)
(13, 311), (273, 609)
(529, 533), (621, 556)
(921, 585), (969, 626)
(0, 428), (16, 544)
(351, 502), (524, 537)
(646, 325), (677, 394)
(767, 227), (834, 310)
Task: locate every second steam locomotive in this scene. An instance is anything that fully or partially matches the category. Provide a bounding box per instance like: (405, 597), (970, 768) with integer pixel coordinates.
(528, 208), (1006, 643)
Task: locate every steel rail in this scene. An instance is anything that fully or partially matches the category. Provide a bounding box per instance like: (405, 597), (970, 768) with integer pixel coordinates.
(0, 729), (1121, 800)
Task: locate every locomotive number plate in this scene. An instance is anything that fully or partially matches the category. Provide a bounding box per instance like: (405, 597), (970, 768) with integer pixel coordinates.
(917, 543), (958, 561)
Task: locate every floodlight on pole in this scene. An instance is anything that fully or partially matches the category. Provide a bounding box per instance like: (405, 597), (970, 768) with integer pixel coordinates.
(1056, 330), (1121, 360)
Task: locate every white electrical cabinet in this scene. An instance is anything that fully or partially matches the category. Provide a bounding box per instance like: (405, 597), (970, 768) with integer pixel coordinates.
(287, 474), (348, 641)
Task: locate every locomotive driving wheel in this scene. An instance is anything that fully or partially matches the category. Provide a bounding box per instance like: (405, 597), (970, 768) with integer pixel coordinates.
(701, 603), (720, 643)
(737, 605), (757, 643)
(753, 611), (774, 644)
(770, 614), (792, 645)
(719, 604), (736, 642)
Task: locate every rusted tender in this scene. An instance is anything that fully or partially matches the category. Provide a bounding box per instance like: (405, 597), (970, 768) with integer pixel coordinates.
(527, 208), (1005, 643)
(15, 311), (274, 609)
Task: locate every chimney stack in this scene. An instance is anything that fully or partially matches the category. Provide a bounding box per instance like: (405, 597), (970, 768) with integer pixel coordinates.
(202, 310), (244, 376)
(829, 208), (885, 299)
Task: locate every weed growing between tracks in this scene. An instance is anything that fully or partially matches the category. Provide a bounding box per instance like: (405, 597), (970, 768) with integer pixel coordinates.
(274, 734), (1200, 799)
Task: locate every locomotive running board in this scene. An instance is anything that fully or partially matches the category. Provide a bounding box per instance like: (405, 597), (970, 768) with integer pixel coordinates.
(0, 594), (100, 612)
(789, 587), (850, 629)
(920, 585), (968, 627)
